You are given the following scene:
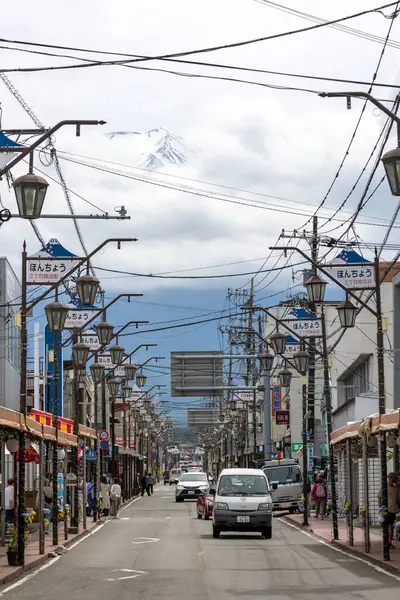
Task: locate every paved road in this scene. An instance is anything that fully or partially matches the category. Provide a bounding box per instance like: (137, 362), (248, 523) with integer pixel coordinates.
(3, 484), (400, 599)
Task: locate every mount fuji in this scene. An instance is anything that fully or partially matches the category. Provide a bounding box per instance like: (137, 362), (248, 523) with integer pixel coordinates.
(106, 127), (191, 170)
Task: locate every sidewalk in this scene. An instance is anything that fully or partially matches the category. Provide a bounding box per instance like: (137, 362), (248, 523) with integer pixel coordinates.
(0, 494), (140, 585)
(283, 513), (400, 574)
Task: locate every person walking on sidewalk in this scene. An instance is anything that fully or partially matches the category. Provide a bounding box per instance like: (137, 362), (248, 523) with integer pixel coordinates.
(312, 476), (327, 519)
(147, 473), (154, 495)
(110, 477), (122, 518)
(141, 473), (149, 496)
(378, 472), (400, 549)
(100, 475), (110, 518)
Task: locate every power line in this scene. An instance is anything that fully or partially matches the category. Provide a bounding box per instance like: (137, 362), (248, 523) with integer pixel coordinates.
(0, 3), (397, 73)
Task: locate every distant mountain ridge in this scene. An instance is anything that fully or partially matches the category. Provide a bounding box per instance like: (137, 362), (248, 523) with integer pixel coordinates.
(106, 127), (190, 170)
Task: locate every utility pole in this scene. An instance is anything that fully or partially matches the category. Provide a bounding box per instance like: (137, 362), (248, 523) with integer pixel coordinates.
(247, 280), (255, 467)
(307, 216), (318, 477)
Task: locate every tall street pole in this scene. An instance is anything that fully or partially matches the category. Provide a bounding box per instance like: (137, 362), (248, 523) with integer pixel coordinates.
(111, 397), (116, 477)
(70, 333), (80, 533)
(375, 254), (390, 560)
(263, 368), (272, 461)
(17, 243), (27, 565)
(307, 217), (318, 461)
(321, 306), (339, 539)
(302, 376), (309, 526)
(52, 330), (59, 546)
(93, 383), (99, 522)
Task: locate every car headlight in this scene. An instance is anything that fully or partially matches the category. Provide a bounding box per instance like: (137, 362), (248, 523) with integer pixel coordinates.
(177, 485), (183, 490)
(215, 502), (229, 510)
(258, 502), (272, 511)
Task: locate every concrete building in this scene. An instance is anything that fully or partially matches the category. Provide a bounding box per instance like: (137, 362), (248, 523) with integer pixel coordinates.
(0, 257), (21, 410)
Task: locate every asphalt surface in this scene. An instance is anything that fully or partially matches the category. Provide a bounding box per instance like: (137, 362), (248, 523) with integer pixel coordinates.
(3, 484), (400, 599)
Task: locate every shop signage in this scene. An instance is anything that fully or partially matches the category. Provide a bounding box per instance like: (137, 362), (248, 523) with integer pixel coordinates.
(275, 410), (290, 425)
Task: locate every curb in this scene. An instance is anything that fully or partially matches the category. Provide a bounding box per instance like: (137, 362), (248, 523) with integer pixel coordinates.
(0, 494), (141, 587)
(282, 515), (400, 577)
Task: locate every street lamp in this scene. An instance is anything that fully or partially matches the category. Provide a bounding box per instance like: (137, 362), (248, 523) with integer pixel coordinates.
(293, 351), (310, 376)
(72, 342), (90, 369)
(123, 385), (132, 399)
(123, 363), (137, 381)
(90, 362), (105, 384)
(269, 331), (286, 355)
(260, 352), (274, 373)
(45, 301), (69, 332)
(381, 147), (400, 196)
(96, 320), (114, 346)
(76, 274), (100, 306)
(136, 373), (147, 388)
(304, 274), (327, 303)
(278, 368), (292, 389)
(337, 299), (357, 328)
(109, 344), (124, 365)
(107, 378), (119, 397)
(12, 173), (49, 219)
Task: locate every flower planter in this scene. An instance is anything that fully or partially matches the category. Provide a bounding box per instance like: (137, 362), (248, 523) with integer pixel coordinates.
(6, 550), (18, 566)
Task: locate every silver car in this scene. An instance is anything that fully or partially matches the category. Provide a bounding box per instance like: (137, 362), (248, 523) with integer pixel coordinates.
(175, 472), (209, 502)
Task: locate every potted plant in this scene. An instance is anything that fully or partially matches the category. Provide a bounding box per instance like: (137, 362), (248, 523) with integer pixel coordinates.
(6, 525), (19, 566)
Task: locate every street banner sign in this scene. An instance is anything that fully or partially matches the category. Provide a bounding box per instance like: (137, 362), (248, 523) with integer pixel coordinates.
(82, 330), (101, 351)
(285, 307), (320, 338)
(27, 238), (79, 284)
(64, 298), (101, 329)
(307, 442), (314, 473)
(275, 410), (290, 425)
(271, 383), (282, 416)
(325, 248), (375, 289)
(283, 334), (300, 359)
(97, 353), (129, 373)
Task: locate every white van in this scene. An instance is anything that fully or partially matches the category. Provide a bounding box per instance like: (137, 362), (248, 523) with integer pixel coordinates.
(169, 468), (182, 485)
(211, 468), (273, 539)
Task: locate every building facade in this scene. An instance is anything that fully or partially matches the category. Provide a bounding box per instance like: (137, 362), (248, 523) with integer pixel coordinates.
(0, 257), (21, 410)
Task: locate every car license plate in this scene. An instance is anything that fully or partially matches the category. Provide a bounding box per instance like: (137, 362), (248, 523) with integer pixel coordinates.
(282, 502), (292, 508)
(188, 491), (195, 495)
(237, 516), (250, 523)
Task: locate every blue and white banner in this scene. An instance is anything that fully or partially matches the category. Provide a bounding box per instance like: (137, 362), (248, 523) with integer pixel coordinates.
(326, 248), (374, 289)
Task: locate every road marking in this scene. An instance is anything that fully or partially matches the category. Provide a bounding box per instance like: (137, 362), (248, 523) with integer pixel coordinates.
(132, 537), (160, 544)
(120, 517), (130, 520)
(279, 518), (400, 582)
(198, 551), (205, 563)
(107, 569), (148, 582)
(0, 556), (61, 597)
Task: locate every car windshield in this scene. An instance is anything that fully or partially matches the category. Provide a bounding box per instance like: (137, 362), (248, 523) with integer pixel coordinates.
(264, 465), (302, 485)
(217, 474), (269, 496)
(180, 473), (207, 482)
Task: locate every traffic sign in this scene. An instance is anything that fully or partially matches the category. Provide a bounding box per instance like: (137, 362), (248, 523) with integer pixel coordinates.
(86, 448), (97, 461)
(99, 430), (109, 441)
(100, 440), (109, 451)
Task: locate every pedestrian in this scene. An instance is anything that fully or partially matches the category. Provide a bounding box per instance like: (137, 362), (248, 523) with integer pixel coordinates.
(378, 472), (400, 549)
(147, 473), (154, 495)
(86, 477), (94, 517)
(140, 473), (148, 496)
(100, 475), (110, 518)
(5, 478), (14, 535)
(304, 476), (311, 517)
(110, 477), (122, 518)
(43, 477), (53, 535)
(312, 476), (327, 519)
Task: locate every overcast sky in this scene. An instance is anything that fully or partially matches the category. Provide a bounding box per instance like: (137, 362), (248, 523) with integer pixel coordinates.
(1, 1), (399, 423)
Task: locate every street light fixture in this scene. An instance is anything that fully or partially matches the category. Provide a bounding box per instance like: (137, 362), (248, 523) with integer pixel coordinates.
(107, 378), (119, 397)
(269, 331), (286, 355)
(278, 368), (292, 389)
(123, 363), (137, 381)
(109, 344), (124, 365)
(76, 274), (100, 306)
(381, 147), (400, 196)
(45, 301), (69, 332)
(123, 385), (132, 399)
(337, 298), (357, 328)
(304, 274), (327, 303)
(12, 173), (49, 219)
(136, 373), (147, 388)
(72, 342), (90, 369)
(293, 351), (310, 376)
(260, 352), (274, 373)
(90, 362), (105, 385)
(96, 320), (114, 346)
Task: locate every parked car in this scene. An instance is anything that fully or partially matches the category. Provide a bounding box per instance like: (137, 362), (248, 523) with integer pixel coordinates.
(197, 492), (214, 520)
(175, 472), (209, 502)
(163, 471), (170, 485)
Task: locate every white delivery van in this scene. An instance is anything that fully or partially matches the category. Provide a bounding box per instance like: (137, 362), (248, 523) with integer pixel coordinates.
(211, 468), (273, 539)
(262, 459), (303, 513)
(170, 468), (182, 485)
